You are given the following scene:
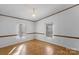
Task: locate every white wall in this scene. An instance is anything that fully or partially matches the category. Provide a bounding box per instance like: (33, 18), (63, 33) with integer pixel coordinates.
(1, 5), (79, 51)
(36, 5), (79, 51)
(0, 16), (34, 48)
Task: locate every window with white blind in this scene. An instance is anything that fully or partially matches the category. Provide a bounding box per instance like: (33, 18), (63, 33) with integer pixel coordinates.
(46, 24), (53, 37)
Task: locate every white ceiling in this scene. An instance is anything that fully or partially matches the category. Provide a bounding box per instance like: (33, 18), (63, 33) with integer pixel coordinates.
(0, 4), (74, 21)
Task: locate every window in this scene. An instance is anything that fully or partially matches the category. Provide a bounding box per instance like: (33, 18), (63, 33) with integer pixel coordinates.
(17, 24), (25, 39)
(46, 24), (53, 37)
(19, 24), (23, 38)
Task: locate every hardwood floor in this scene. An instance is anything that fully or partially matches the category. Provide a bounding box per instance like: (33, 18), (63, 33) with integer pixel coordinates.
(0, 39), (79, 55)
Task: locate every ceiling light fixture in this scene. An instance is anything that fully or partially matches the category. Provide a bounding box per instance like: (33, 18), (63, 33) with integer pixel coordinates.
(32, 8), (36, 17)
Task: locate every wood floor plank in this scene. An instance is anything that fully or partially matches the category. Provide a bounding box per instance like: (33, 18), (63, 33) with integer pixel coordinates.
(0, 39), (79, 55)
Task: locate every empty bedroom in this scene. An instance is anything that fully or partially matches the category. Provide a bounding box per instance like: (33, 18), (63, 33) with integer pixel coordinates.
(0, 4), (79, 55)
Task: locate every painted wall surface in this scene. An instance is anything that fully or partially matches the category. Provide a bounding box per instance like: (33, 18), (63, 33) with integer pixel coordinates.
(1, 5), (79, 51)
(0, 16), (34, 48)
(36, 5), (79, 51)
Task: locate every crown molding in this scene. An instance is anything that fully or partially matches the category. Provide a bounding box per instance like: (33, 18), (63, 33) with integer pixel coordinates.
(0, 4), (79, 22)
(0, 14), (35, 22)
(35, 4), (79, 22)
